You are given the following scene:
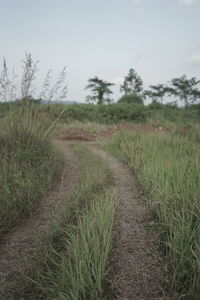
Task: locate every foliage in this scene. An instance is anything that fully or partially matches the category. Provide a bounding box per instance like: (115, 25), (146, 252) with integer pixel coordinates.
(120, 68), (143, 95)
(118, 93), (144, 104)
(2, 101), (200, 127)
(167, 75), (200, 108)
(57, 102), (200, 125)
(64, 102), (147, 123)
(85, 76), (114, 104)
(144, 84), (168, 103)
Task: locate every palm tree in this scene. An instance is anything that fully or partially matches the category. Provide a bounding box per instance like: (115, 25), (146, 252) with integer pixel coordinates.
(85, 77), (114, 104)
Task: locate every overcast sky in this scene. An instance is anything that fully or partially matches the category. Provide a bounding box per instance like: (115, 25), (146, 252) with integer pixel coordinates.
(0, 0), (200, 102)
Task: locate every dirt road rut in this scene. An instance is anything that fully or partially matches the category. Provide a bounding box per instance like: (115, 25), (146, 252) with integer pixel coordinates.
(0, 141), (80, 299)
(91, 147), (167, 300)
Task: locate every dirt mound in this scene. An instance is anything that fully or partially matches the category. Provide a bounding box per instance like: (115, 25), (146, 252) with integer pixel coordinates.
(57, 123), (171, 142)
(97, 123), (159, 138)
(57, 128), (97, 141)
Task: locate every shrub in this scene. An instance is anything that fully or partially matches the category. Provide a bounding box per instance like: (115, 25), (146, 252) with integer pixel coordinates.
(118, 93), (144, 105)
(62, 103), (147, 124)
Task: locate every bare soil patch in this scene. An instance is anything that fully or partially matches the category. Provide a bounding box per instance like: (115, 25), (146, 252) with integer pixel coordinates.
(0, 141), (80, 299)
(90, 146), (168, 300)
(57, 123), (171, 142)
(57, 127), (97, 141)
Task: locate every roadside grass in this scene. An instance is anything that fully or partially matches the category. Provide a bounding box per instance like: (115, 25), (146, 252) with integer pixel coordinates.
(21, 144), (115, 300)
(0, 103), (64, 238)
(104, 130), (200, 299)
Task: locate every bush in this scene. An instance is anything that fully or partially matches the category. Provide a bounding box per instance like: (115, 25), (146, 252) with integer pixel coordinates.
(118, 93), (144, 105)
(62, 103), (147, 124)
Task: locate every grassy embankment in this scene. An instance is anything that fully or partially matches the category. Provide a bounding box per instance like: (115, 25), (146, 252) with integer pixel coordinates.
(21, 144), (115, 300)
(104, 128), (200, 299)
(0, 102), (63, 238)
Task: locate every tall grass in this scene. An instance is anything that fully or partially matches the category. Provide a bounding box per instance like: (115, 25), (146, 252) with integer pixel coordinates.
(0, 110), (63, 237)
(105, 130), (200, 299)
(21, 145), (115, 300)
(36, 190), (115, 300)
(0, 54), (68, 237)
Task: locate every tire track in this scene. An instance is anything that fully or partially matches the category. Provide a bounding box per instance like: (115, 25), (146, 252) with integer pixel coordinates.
(0, 141), (80, 299)
(90, 146), (168, 300)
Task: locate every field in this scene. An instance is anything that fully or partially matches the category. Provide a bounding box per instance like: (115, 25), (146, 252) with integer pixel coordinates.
(0, 101), (200, 299)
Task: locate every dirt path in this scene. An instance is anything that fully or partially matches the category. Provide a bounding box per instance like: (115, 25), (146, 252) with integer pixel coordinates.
(90, 146), (167, 300)
(0, 141), (80, 299)
(0, 140), (168, 299)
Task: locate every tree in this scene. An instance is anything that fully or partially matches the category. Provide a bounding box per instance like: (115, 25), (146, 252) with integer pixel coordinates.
(120, 68), (143, 96)
(144, 84), (167, 103)
(167, 75), (200, 108)
(85, 77), (114, 104)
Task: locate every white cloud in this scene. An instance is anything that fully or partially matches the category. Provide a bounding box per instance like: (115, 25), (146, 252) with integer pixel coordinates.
(178, 0), (196, 5)
(190, 54), (200, 64)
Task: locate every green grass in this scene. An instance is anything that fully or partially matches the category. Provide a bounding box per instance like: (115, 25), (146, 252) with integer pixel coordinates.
(2, 101), (200, 128)
(104, 130), (200, 299)
(56, 102), (200, 125)
(21, 144), (115, 300)
(0, 103), (63, 238)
